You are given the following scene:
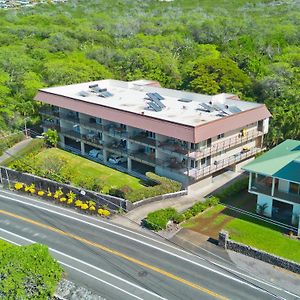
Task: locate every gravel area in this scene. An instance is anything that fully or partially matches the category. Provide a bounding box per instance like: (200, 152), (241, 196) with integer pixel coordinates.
(55, 279), (106, 300)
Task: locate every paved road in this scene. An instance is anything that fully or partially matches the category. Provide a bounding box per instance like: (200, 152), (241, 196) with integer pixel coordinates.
(0, 189), (299, 300)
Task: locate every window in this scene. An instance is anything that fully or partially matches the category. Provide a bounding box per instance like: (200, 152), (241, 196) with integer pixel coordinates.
(146, 131), (156, 139)
(190, 160), (198, 168)
(289, 182), (300, 194)
(217, 133), (224, 139)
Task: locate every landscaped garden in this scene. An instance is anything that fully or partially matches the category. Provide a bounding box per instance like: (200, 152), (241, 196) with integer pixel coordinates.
(144, 177), (300, 264)
(0, 239), (63, 299)
(5, 141), (182, 202)
(182, 203), (300, 264)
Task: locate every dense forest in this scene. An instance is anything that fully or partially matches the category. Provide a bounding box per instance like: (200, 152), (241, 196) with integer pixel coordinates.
(0, 0), (299, 147)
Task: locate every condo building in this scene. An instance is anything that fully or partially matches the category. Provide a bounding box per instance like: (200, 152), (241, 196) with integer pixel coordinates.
(35, 79), (271, 187)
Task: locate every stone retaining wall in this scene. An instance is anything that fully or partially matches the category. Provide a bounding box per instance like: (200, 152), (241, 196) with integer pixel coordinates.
(0, 167), (126, 211)
(0, 167), (188, 212)
(219, 230), (300, 274)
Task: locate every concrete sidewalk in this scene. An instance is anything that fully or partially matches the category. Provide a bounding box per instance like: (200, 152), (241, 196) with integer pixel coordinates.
(112, 170), (245, 230)
(0, 138), (33, 164)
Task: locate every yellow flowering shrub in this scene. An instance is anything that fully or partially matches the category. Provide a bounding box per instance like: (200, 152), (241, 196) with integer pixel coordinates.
(89, 206), (96, 211)
(102, 209), (111, 217)
(47, 188), (52, 197)
(66, 191), (76, 202)
(67, 198), (73, 205)
(81, 203), (89, 210)
(14, 182), (24, 190)
(98, 208), (104, 215)
(60, 197), (66, 202)
(75, 200), (83, 207)
(53, 189), (63, 199)
(37, 191), (45, 196)
(24, 184), (35, 194)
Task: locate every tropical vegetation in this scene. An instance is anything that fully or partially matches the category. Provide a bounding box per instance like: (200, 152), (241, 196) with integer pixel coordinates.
(0, 0), (299, 148)
(0, 240), (63, 299)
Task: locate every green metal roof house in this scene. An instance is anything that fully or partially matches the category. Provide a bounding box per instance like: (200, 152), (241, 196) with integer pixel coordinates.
(243, 140), (300, 226)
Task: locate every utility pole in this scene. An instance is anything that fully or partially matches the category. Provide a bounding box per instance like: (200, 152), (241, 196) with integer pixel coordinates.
(24, 117), (30, 138)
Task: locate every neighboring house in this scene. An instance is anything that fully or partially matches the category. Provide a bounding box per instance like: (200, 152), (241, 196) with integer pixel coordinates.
(34, 79), (271, 187)
(243, 139), (300, 226)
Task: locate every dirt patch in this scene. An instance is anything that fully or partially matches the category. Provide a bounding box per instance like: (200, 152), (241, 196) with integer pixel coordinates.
(188, 207), (234, 240)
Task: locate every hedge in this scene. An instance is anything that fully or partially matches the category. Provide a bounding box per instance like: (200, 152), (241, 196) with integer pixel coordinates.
(144, 208), (178, 231)
(145, 197), (220, 231)
(123, 172), (182, 202)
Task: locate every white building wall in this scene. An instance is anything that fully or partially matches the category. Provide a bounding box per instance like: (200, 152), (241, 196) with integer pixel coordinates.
(257, 194), (273, 217)
(292, 204), (300, 226)
(278, 179), (289, 193)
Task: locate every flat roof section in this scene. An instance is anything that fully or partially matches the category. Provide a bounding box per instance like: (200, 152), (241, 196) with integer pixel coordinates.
(243, 139), (300, 183)
(36, 79), (265, 127)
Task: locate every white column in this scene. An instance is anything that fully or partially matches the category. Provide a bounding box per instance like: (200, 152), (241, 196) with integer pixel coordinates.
(128, 158), (132, 172)
(248, 172), (252, 191)
(271, 177), (275, 196)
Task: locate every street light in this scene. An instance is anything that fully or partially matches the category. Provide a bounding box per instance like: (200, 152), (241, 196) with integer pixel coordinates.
(24, 117), (30, 138)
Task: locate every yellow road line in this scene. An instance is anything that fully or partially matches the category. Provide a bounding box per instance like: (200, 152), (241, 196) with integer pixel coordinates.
(0, 209), (228, 300)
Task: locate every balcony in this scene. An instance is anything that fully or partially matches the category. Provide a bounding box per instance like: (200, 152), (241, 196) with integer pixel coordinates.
(129, 132), (156, 147)
(81, 133), (103, 148)
(80, 120), (103, 132)
(189, 128), (264, 159)
(60, 113), (80, 123)
(42, 120), (60, 131)
(250, 183), (300, 205)
(103, 124), (128, 138)
(159, 139), (188, 156)
(129, 150), (156, 166)
(188, 147), (262, 180)
(60, 129), (82, 140)
(104, 141), (127, 155)
(40, 108), (59, 118)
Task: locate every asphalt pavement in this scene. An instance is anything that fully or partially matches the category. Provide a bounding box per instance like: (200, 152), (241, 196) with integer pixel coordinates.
(0, 188), (299, 300)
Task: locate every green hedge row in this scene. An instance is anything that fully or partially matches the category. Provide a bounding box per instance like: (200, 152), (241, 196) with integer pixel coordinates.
(144, 197), (220, 231)
(144, 208), (178, 231)
(109, 172), (182, 202)
(0, 132), (25, 156)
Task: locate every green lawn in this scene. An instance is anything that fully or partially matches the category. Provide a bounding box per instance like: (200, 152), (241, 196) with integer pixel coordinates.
(225, 216), (300, 263)
(35, 148), (145, 192)
(183, 204), (300, 263)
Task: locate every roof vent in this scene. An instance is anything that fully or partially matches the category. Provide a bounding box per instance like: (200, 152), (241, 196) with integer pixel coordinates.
(178, 98), (192, 103)
(79, 91), (89, 97)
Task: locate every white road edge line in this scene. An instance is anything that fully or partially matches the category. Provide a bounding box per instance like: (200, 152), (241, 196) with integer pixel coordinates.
(1, 189), (188, 253)
(0, 190), (295, 298)
(0, 228), (166, 300)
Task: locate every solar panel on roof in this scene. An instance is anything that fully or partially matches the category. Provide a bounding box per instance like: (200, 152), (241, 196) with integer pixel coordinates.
(79, 91), (89, 97)
(152, 98), (165, 109)
(199, 103), (214, 112)
(153, 92), (164, 100)
(98, 91), (113, 98)
(148, 101), (162, 112)
(213, 104), (226, 111)
(229, 106), (242, 114)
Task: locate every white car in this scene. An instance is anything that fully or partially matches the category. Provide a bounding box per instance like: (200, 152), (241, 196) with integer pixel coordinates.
(88, 149), (103, 159)
(108, 155), (127, 164)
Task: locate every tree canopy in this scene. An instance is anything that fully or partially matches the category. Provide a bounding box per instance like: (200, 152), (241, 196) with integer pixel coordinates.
(0, 0), (299, 146)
